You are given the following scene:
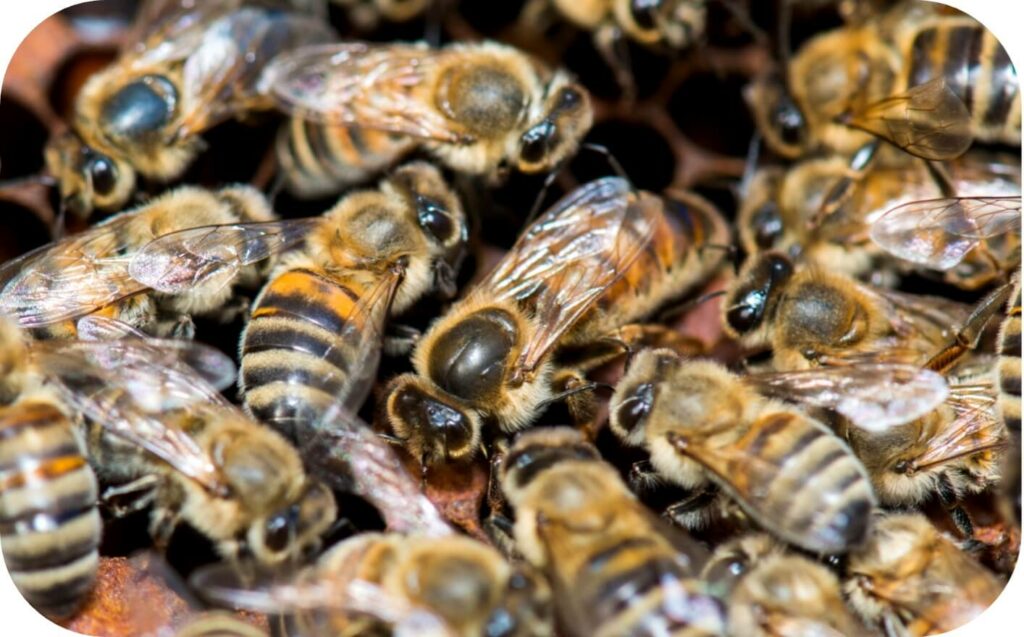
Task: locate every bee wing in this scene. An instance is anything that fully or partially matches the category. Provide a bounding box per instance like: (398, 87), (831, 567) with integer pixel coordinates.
(122, 0), (239, 63)
(748, 364), (949, 432)
(129, 219), (319, 294)
(478, 177), (657, 379)
(304, 406), (453, 536)
(259, 43), (473, 144)
(190, 562), (456, 637)
(764, 616), (849, 637)
(31, 339), (235, 495)
(75, 315), (151, 341)
(846, 77), (973, 161)
(0, 218), (150, 328)
(910, 395), (1005, 473)
(870, 196), (1022, 270)
(174, 8), (335, 139)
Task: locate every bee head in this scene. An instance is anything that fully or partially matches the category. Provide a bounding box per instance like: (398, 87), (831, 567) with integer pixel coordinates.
(614, 1), (706, 47)
(384, 375), (482, 465)
(723, 251), (795, 339)
(609, 349), (679, 446)
(516, 79), (592, 174)
(248, 480), (336, 566)
(745, 72), (808, 159)
(44, 130), (135, 218)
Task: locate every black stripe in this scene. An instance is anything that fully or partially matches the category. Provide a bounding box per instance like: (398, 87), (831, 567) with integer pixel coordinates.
(789, 428), (822, 460)
(1004, 414), (1020, 432)
(746, 413), (793, 457)
(0, 412), (66, 441)
(249, 392), (332, 441)
(984, 40), (1016, 130)
(945, 27), (977, 106)
(3, 520), (99, 571)
(255, 289), (351, 334)
(807, 447), (846, 479)
(909, 28), (938, 88)
(1000, 327), (1021, 357)
(1001, 373), (1021, 397)
(829, 496), (872, 545)
(0, 443), (86, 477)
(965, 26), (986, 113)
(243, 322), (352, 375)
(306, 121), (337, 169)
(506, 443), (599, 489)
(593, 558), (687, 623)
(584, 537), (655, 575)
(348, 125), (369, 156)
(21, 569), (95, 618)
(0, 499), (96, 535)
(241, 359), (349, 398)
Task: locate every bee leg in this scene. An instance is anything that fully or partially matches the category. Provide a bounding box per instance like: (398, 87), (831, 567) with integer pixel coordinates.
(549, 371), (603, 439)
(593, 23), (636, 103)
(925, 280), (1015, 373)
(937, 474), (975, 539)
(99, 475), (160, 517)
(171, 314), (196, 340)
(628, 460), (662, 493)
(217, 296), (251, 324)
(663, 487), (720, 529)
(148, 507), (182, 553)
(383, 324), (422, 356)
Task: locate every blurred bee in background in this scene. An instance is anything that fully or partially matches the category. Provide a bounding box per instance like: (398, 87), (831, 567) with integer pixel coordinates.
(0, 185), (285, 339)
(382, 177), (729, 468)
(0, 317), (101, 620)
(700, 533), (783, 595)
(193, 532), (554, 637)
(32, 324), (338, 568)
(498, 427), (727, 637)
(726, 553), (871, 637)
(334, 0), (433, 31)
(721, 250), (971, 371)
(739, 152), (1021, 289)
(173, 612), (269, 637)
(844, 513), (1004, 636)
(520, 0), (707, 98)
(610, 350), (880, 554)
(240, 161), (468, 442)
(45, 0), (334, 218)
(261, 41), (593, 198)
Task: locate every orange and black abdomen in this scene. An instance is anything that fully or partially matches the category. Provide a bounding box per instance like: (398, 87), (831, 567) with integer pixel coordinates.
(241, 269), (375, 441)
(0, 401), (101, 619)
(997, 276), (1021, 432)
(904, 18), (1021, 144)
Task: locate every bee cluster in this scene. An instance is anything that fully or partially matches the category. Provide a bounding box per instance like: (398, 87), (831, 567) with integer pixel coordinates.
(0, 1), (1019, 636)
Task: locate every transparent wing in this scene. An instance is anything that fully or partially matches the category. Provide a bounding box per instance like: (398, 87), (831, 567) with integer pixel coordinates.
(748, 364), (949, 432)
(123, 0), (238, 64)
(0, 218), (149, 327)
(129, 219), (319, 294)
(174, 8), (334, 139)
(259, 42), (473, 143)
(870, 196), (1022, 270)
(477, 177), (658, 380)
(909, 393), (1004, 473)
(31, 338), (234, 494)
(303, 406), (453, 537)
(846, 78), (973, 161)
(190, 562), (455, 637)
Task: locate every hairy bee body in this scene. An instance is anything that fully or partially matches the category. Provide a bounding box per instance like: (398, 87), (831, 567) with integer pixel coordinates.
(0, 400), (101, 620)
(996, 273), (1021, 433)
(500, 428), (726, 637)
(611, 353), (875, 553)
(268, 40), (592, 197)
(241, 163), (467, 440)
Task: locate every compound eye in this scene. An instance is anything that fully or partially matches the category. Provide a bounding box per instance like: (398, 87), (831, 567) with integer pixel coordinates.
(520, 120), (557, 164)
(630, 0), (663, 30)
(614, 382), (654, 438)
(726, 288), (767, 334)
(87, 155), (117, 196)
(774, 96), (806, 146)
(556, 86), (583, 111)
(263, 504), (299, 552)
(416, 195), (454, 243)
(751, 201), (784, 249)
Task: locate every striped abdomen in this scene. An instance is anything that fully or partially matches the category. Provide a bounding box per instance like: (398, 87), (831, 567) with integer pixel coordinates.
(996, 275), (1021, 432)
(701, 411), (874, 553)
(579, 192), (730, 341)
(277, 119), (416, 198)
(241, 269), (380, 441)
(0, 401), (101, 619)
(904, 19), (1021, 144)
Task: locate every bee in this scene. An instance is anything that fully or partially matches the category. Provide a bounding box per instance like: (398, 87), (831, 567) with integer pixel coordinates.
(700, 533), (782, 595)
(498, 427), (727, 637)
(844, 513), (1003, 636)
(721, 250), (969, 371)
(522, 0), (706, 97)
(333, 0), (432, 30)
(31, 327), (338, 568)
(748, 1), (1020, 162)
(0, 317), (101, 619)
(727, 553), (870, 637)
(45, 0), (333, 217)
(192, 532), (553, 637)
(609, 350), (877, 554)
(996, 274), (1021, 434)
(382, 177), (729, 467)
(740, 152), (1021, 289)
(173, 613), (268, 637)
(261, 40), (593, 198)
(240, 162), (468, 441)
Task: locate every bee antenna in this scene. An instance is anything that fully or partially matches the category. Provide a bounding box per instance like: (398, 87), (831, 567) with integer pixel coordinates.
(581, 143), (633, 192)
(525, 168), (561, 226)
(738, 131), (763, 200)
(657, 289), (727, 323)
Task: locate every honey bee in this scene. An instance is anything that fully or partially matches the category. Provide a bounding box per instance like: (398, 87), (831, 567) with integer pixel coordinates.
(173, 613), (269, 637)
(844, 513), (1003, 636)
(45, 0), (333, 217)
(192, 532), (553, 637)
(261, 41), (593, 197)
(30, 330), (338, 568)
(334, 0), (432, 30)
(727, 553), (871, 637)
(721, 250), (970, 371)
(498, 427), (727, 637)
(609, 350), (877, 554)
(700, 533), (783, 595)
(0, 317), (101, 620)
(740, 152), (1021, 289)
(0, 184), (311, 339)
(997, 274), (1021, 434)
(240, 162), (468, 441)
(748, 1), (1020, 162)
(382, 177), (729, 467)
